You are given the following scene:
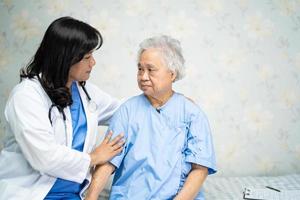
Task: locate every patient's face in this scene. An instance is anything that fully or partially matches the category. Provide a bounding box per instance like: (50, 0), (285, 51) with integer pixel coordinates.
(137, 48), (175, 99)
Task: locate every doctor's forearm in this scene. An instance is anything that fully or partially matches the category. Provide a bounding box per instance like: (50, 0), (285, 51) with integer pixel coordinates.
(85, 163), (115, 200)
(174, 165), (208, 200)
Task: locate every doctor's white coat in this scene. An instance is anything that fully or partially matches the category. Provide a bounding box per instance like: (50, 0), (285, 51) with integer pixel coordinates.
(0, 78), (119, 200)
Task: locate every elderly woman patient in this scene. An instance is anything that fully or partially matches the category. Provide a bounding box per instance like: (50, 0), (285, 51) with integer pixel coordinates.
(86, 35), (217, 200)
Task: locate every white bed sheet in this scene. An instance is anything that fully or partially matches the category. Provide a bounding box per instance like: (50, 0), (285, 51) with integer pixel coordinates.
(98, 174), (300, 199)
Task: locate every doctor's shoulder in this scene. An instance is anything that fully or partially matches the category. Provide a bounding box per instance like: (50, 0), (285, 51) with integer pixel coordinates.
(6, 78), (50, 107)
(84, 81), (119, 104)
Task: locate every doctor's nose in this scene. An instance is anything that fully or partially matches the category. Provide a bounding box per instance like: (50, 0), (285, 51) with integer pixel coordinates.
(90, 55), (96, 67)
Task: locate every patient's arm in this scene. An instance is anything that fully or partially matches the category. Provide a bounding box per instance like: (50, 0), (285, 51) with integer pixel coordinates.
(174, 164), (208, 200)
(85, 163), (115, 200)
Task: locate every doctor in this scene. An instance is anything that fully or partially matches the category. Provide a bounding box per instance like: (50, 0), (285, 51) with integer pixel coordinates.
(0, 16), (124, 200)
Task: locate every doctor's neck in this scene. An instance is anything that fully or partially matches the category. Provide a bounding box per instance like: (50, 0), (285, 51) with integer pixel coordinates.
(66, 81), (72, 89)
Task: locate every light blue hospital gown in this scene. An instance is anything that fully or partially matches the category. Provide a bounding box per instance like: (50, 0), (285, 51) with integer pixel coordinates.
(108, 93), (217, 200)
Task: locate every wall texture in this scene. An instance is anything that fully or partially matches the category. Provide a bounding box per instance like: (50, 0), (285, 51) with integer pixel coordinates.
(0, 0), (299, 176)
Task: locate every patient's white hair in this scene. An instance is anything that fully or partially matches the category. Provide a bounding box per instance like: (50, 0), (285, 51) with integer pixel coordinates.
(137, 35), (185, 81)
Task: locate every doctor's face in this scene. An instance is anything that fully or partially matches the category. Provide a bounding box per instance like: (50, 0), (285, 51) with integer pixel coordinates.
(68, 52), (96, 85)
(137, 48), (175, 99)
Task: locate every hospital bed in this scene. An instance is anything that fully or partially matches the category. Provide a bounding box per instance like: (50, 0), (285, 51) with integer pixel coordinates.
(99, 174), (300, 199)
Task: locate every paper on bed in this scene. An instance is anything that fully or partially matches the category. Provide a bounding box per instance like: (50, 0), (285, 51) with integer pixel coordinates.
(243, 187), (300, 200)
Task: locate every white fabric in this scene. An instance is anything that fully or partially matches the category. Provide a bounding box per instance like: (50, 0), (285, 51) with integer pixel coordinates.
(0, 78), (119, 200)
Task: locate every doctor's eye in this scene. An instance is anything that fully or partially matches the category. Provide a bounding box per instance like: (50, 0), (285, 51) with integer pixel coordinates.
(83, 53), (93, 60)
(84, 55), (91, 60)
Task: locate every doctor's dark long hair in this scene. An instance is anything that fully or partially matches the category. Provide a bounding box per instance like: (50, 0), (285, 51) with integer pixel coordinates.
(20, 16), (103, 121)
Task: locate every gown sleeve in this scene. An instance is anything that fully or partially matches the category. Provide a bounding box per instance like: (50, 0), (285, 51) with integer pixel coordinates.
(106, 104), (129, 169)
(184, 111), (217, 175)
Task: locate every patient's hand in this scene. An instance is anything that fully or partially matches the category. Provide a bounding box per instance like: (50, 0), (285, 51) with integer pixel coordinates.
(89, 131), (125, 166)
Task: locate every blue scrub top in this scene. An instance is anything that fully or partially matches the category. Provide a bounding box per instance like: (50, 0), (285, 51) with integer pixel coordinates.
(45, 82), (87, 200)
(108, 93), (217, 200)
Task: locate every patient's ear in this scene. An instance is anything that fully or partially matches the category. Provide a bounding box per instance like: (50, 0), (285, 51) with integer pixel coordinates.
(171, 71), (177, 82)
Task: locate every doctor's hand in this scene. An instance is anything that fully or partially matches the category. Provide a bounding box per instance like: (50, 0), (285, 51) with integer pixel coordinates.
(89, 131), (125, 166)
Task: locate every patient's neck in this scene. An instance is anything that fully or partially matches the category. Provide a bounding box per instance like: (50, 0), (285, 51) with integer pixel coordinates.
(146, 90), (174, 108)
